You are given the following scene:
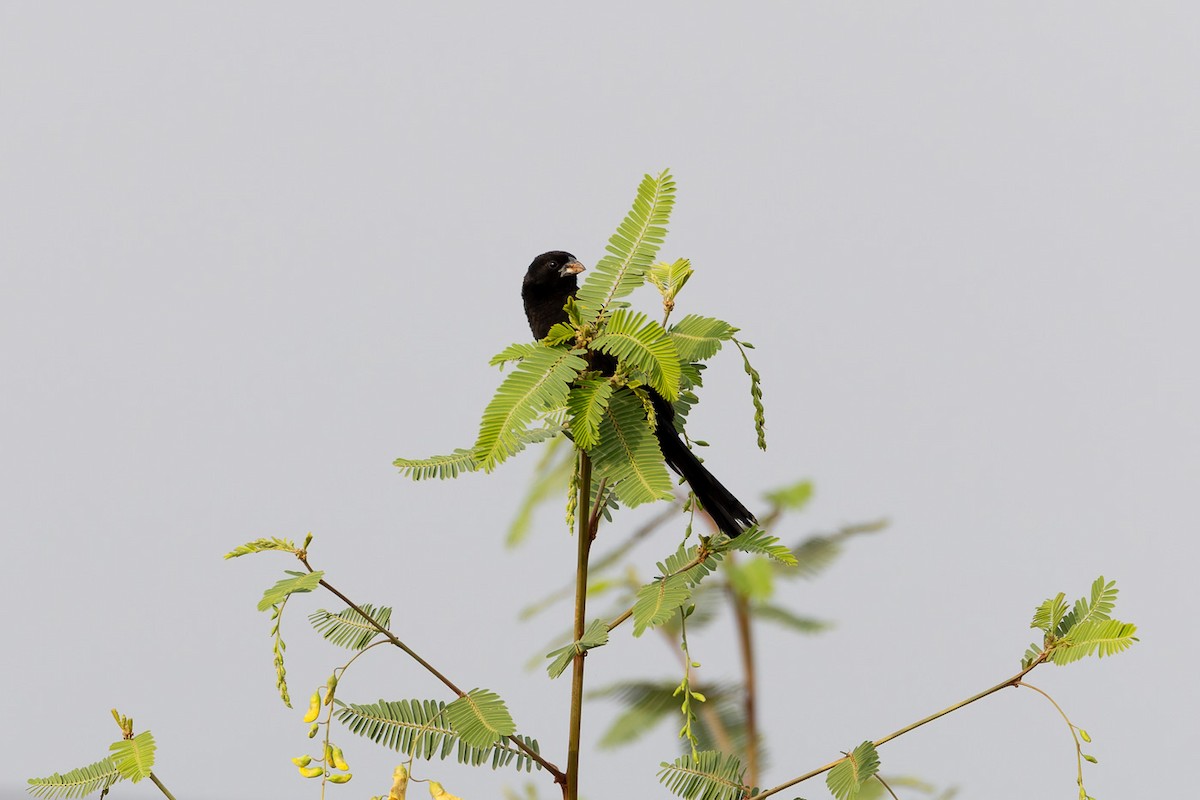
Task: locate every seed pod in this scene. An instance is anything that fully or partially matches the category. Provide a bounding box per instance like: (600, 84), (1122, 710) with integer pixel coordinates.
(307, 723), (319, 738)
(388, 765), (409, 800)
(324, 673), (338, 704)
(428, 781), (462, 800)
(331, 745), (349, 771)
(291, 755), (312, 767)
(298, 765), (324, 779)
(302, 690), (322, 723)
(327, 773), (352, 784)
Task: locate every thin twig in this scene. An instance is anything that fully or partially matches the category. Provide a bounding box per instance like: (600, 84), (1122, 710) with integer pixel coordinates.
(298, 558), (566, 785)
(148, 773), (177, 800)
(752, 653), (1049, 799)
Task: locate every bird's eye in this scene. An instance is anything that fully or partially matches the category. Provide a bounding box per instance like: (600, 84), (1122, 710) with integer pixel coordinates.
(546, 262), (556, 269)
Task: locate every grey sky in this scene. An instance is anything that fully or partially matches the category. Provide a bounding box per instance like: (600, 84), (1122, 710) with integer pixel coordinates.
(3, 4), (1196, 799)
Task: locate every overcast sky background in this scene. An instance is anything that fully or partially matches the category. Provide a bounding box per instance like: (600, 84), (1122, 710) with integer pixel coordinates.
(3, 4), (1197, 799)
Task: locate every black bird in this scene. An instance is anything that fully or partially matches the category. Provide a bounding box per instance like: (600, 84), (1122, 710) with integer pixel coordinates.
(522, 250), (758, 539)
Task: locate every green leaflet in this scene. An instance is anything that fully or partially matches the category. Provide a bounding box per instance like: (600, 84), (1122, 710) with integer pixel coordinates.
(445, 688), (517, 748)
(576, 170), (676, 323)
(335, 699), (542, 772)
(489, 342), (540, 368)
(257, 570), (324, 611)
(826, 741), (881, 800)
(27, 758), (121, 799)
(1031, 592), (1069, 633)
(223, 537), (299, 559)
(474, 347), (587, 471)
(567, 378), (614, 451)
(308, 604), (392, 650)
(590, 390), (674, 508)
(545, 619), (610, 678)
(632, 574), (691, 637)
(724, 526), (798, 566)
(751, 603), (832, 634)
(1054, 575), (1118, 638)
(667, 314), (738, 363)
(592, 309), (682, 401)
(1049, 619), (1139, 665)
(108, 731), (155, 784)
(396, 427), (561, 481)
(657, 751), (745, 800)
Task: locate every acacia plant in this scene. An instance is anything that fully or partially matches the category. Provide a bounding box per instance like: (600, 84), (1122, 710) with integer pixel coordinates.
(29, 171), (1138, 800)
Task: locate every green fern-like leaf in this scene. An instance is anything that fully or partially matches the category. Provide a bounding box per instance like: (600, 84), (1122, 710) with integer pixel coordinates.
(752, 603), (832, 635)
(591, 309), (682, 400)
(223, 537), (299, 559)
(445, 688), (517, 748)
(590, 389), (674, 507)
(545, 619), (610, 678)
(1056, 575), (1118, 638)
(475, 347), (586, 471)
(27, 758), (121, 799)
(108, 731), (155, 783)
(576, 170), (676, 323)
(257, 570), (323, 612)
(567, 378), (614, 451)
(1049, 619), (1138, 665)
(489, 342), (541, 368)
(762, 479), (814, 512)
(393, 449), (479, 480)
(668, 314), (738, 363)
(506, 436), (572, 546)
(657, 750), (745, 800)
(309, 604), (392, 650)
(335, 699), (541, 772)
(827, 741), (881, 800)
(723, 526), (798, 566)
(633, 574), (692, 637)
(733, 339), (766, 450)
(1031, 591), (1069, 634)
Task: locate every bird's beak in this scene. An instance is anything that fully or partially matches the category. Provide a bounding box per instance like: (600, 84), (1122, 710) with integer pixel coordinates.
(560, 260), (585, 277)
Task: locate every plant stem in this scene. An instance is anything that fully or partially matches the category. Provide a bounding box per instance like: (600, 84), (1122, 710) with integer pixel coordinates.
(728, 573), (760, 787)
(149, 772), (177, 800)
(566, 451), (594, 800)
(753, 653), (1048, 799)
(300, 561), (566, 785)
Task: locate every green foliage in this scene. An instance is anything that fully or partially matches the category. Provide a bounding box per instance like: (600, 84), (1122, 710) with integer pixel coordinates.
(474, 347), (587, 471)
(733, 339), (767, 450)
(490, 342), (541, 368)
(309, 604), (392, 650)
(784, 521), (888, 580)
(751, 603), (831, 634)
(506, 437), (572, 546)
(108, 731), (155, 783)
(593, 681), (697, 749)
(723, 558), (775, 602)
(762, 479), (813, 511)
(647, 258), (695, 322)
(722, 526), (798, 566)
(257, 570), (324, 611)
(1049, 619), (1139, 665)
(444, 688), (517, 748)
(633, 574), (692, 637)
(590, 390), (675, 507)
(1024, 576), (1137, 668)
(223, 536), (301, 559)
(667, 314), (737, 363)
(826, 741), (881, 800)
(393, 448), (479, 481)
(566, 378), (614, 451)
(545, 619), (610, 678)
(576, 170), (676, 323)
(27, 759), (121, 799)
(591, 309), (682, 400)
(657, 750), (745, 800)
(335, 699), (542, 772)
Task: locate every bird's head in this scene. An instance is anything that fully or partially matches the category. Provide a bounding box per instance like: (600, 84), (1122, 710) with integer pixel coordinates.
(523, 251), (586, 290)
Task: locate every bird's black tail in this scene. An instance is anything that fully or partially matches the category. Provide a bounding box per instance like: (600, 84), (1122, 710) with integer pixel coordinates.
(650, 393), (757, 538)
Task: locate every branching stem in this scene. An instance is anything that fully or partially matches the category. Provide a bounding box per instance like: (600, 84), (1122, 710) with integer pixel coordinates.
(752, 652), (1049, 799)
(297, 557), (565, 786)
